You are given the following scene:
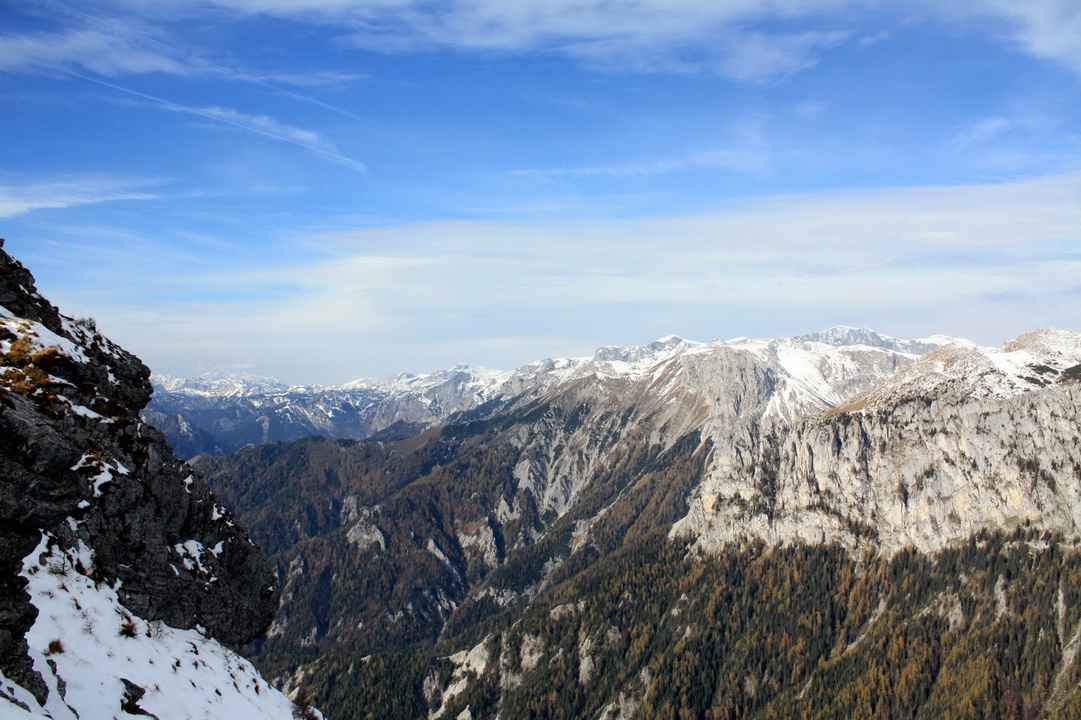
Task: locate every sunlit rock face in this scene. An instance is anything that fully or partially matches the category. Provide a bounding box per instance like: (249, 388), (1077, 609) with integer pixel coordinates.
(675, 329), (1081, 555)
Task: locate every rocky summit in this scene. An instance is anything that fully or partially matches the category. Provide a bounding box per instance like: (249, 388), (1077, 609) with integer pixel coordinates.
(0, 241), (304, 719)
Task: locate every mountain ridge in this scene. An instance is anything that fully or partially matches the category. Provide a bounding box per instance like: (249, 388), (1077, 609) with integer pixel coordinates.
(148, 326), (952, 459)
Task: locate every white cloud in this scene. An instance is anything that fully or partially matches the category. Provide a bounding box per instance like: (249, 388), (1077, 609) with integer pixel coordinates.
(121, 0), (857, 79)
(56, 71), (367, 171)
(16, 0), (1081, 83)
(513, 116), (771, 178)
(934, 0), (1081, 75)
(188, 106), (366, 171)
(125, 0), (1081, 79)
(795, 99), (828, 118)
(512, 148), (769, 180)
(952, 116), (1013, 147)
(237, 69), (369, 87)
(355, 2), (856, 79)
(194, 107), (323, 149)
(0, 28), (188, 76)
(278, 171), (1081, 317)
(63, 171), (1079, 382)
(0, 8), (363, 110)
(0, 176), (160, 218)
(711, 30), (850, 81)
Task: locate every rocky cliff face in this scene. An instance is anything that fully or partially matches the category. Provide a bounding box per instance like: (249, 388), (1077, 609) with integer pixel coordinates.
(674, 329), (1081, 554)
(0, 241), (289, 717)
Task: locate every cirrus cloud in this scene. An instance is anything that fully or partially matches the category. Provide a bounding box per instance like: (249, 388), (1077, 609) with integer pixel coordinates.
(0, 175), (161, 218)
(0, 28), (188, 76)
(119, 0), (1081, 79)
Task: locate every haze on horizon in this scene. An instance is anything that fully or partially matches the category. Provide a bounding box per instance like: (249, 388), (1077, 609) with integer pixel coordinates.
(2, 0), (1080, 385)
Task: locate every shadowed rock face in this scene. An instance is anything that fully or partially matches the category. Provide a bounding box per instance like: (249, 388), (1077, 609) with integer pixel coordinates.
(0, 240), (279, 704)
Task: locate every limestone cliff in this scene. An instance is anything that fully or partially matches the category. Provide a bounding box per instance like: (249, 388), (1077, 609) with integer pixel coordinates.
(675, 330), (1081, 554)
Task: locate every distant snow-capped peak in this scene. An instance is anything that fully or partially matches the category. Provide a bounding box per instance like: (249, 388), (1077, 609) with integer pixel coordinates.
(153, 327), (955, 403)
(592, 334), (714, 364)
(384, 363), (507, 393)
(153, 372), (298, 397)
(843, 328), (1081, 409)
(794, 325), (952, 355)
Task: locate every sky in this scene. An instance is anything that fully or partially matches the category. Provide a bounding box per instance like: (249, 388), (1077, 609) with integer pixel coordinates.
(2, 0), (1080, 385)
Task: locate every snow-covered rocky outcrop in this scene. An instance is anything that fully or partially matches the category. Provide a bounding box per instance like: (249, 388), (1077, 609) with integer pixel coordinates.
(0, 241), (313, 719)
(674, 329), (1081, 554)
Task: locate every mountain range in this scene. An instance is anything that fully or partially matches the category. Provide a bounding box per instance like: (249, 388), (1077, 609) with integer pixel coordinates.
(185, 319), (1081, 718)
(146, 326), (953, 460)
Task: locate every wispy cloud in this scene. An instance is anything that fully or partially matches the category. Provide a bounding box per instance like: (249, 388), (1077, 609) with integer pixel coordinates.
(952, 116), (1014, 148)
(98, 0), (859, 80)
(183, 105), (365, 172)
(930, 0), (1081, 75)
(64, 171), (1081, 382)
(0, 175), (160, 218)
(58, 72), (366, 171)
(514, 116), (771, 179)
(512, 148), (770, 180)
(14, 0), (1081, 85)
(127, 0), (1081, 80)
(352, 3), (856, 79)
(15, 0), (1081, 89)
(709, 30), (851, 81)
(238, 69), (368, 87)
(192, 107), (323, 147)
(2, 4), (366, 121)
(0, 28), (189, 76)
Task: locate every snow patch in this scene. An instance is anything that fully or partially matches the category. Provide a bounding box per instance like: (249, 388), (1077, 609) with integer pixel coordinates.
(11, 535), (304, 720)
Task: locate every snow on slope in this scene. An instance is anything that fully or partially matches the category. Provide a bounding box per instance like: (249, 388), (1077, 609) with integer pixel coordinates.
(154, 326), (945, 406)
(494, 338), (715, 398)
(847, 327), (1081, 410)
(2, 536), (309, 720)
(795, 325), (952, 355)
(153, 372), (301, 397)
(673, 327), (1081, 556)
(697, 336), (925, 423)
(148, 327), (954, 457)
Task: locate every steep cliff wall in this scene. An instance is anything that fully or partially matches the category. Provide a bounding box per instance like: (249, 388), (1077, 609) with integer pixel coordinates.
(0, 241), (297, 718)
(676, 332), (1081, 553)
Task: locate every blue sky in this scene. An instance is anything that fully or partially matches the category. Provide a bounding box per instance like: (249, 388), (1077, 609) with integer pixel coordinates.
(2, 0), (1080, 384)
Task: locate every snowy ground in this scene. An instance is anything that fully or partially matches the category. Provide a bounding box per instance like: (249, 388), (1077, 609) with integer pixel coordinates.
(1, 534), (313, 720)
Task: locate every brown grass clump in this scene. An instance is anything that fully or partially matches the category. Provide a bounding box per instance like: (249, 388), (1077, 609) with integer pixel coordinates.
(0, 332), (67, 414)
